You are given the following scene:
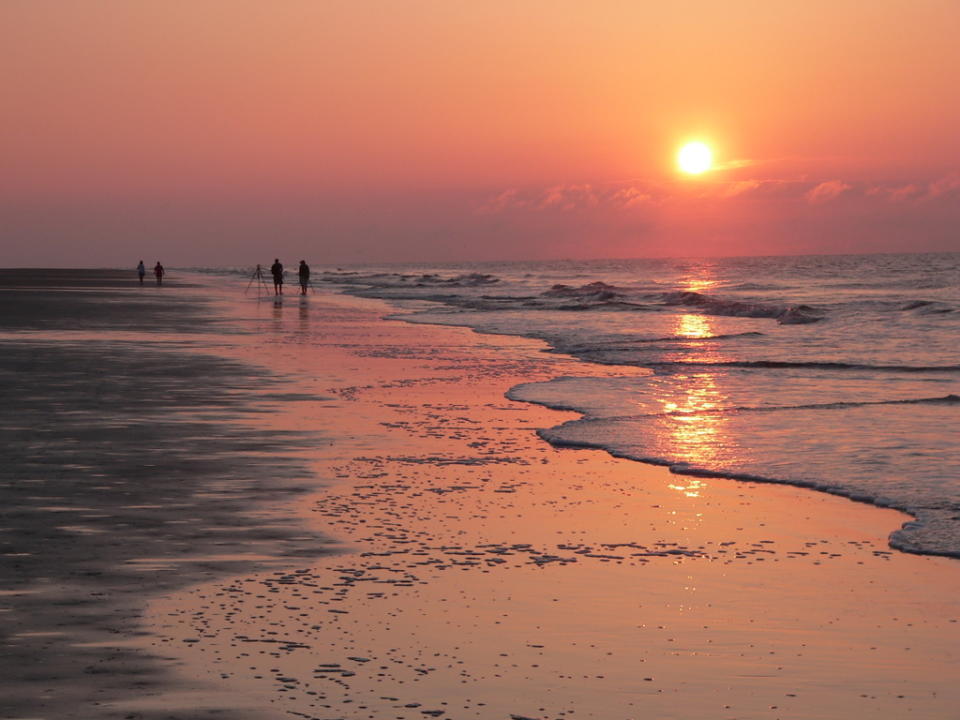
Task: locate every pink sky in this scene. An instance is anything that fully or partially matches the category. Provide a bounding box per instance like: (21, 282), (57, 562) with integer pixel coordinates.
(2, 1), (959, 266)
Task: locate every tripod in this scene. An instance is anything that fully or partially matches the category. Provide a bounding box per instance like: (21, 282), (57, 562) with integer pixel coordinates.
(245, 264), (272, 298)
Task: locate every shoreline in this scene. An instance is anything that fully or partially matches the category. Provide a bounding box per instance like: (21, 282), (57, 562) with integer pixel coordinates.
(139, 280), (960, 719)
(354, 292), (958, 561)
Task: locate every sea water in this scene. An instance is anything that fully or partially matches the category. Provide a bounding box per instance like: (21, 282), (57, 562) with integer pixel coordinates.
(313, 254), (960, 557)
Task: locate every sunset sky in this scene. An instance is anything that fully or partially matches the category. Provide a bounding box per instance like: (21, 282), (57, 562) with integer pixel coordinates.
(2, 1), (959, 266)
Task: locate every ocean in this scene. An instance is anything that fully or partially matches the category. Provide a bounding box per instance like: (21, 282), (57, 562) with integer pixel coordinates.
(306, 253), (960, 558)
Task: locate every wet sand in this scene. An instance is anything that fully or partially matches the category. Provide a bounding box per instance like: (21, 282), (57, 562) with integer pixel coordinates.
(3, 273), (959, 719)
(0, 271), (337, 719)
(140, 282), (960, 719)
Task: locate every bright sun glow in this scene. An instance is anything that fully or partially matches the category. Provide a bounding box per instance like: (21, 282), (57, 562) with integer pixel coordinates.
(677, 142), (713, 174)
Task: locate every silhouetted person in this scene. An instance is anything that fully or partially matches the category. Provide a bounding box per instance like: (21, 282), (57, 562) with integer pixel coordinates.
(137, 260), (146, 285)
(298, 260), (310, 295)
(154, 261), (165, 286)
(270, 258), (284, 295)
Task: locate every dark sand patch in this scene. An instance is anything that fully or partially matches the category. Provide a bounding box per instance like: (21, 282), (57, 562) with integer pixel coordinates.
(0, 269), (197, 289)
(0, 269), (209, 333)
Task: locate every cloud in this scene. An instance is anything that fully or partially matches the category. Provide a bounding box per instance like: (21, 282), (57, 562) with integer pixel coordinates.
(805, 180), (852, 204)
(718, 179), (811, 199)
(610, 186), (656, 208)
(712, 158), (755, 171)
(538, 184), (599, 211)
(476, 169), (960, 224)
(721, 179), (762, 197)
(866, 183), (923, 203)
(927, 173), (960, 199)
(862, 173), (960, 204)
(476, 188), (526, 214)
(478, 183), (658, 215)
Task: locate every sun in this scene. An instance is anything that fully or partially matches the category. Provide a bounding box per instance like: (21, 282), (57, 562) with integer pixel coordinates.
(677, 142), (713, 174)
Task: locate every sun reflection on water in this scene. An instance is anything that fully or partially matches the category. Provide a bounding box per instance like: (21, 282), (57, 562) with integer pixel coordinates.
(658, 312), (741, 490)
(675, 313), (712, 340)
(679, 263), (720, 294)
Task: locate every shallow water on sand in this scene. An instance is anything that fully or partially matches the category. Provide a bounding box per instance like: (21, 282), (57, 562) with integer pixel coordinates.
(297, 254), (960, 557)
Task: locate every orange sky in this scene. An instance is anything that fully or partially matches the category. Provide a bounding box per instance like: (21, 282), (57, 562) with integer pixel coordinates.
(2, 1), (959, 265)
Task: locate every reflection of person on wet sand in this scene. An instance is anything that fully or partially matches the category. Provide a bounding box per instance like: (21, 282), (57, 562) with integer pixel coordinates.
(298, 260), (310, 295)
(270, 258), (284, 295)
(153, 262), (165, 286)
(299, 298), (309, 330)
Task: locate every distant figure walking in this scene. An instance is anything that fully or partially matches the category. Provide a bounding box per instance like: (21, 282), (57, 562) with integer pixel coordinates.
(298, 260), (310, 295)
(137, 260), (146, 285)
(270, 258), (284, 295)
(154, 261), (165, 286)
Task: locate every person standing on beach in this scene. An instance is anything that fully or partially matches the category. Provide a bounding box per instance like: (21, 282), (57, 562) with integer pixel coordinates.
(154, 261), (165, 286)
(270, 258), (284, 295)
(298, 260), (310, 295)
(137, 260), (146, 285)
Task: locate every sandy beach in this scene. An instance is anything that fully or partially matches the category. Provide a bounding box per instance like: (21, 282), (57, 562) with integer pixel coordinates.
(2, 272), (959, 719)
